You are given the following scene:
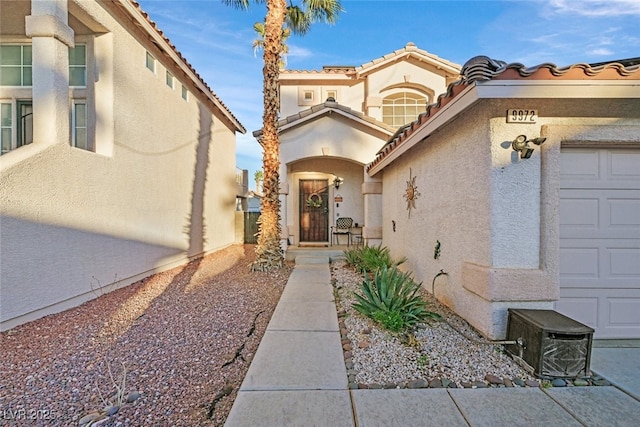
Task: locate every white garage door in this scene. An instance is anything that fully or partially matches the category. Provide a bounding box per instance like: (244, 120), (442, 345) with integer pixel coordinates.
(556, 147), (640, 339)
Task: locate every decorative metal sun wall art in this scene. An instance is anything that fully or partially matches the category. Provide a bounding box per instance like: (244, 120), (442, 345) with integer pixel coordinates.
(403, 168), (420, 218)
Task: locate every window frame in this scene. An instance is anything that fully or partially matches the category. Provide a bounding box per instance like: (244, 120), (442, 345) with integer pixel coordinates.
(382, 91), (429, 128)
(0, 102), (13, 155)
(16, 100), (32, 149)
(0, 99), (34, 156)
(166, 70), (174, 89)
(69, 44), (87, 87)
(0, 44), (32, 87)
(71, 99), (89, 151)
(146, 51), (156, 73)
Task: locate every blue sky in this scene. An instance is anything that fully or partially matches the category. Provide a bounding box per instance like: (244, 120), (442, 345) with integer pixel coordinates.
(136, 0), (640, 184)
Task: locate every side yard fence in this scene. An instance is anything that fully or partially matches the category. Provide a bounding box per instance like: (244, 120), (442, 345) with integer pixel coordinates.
(244, 212), (260, 244)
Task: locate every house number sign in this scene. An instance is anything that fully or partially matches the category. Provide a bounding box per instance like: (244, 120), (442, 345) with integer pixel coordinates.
(506, 109), (538, 123)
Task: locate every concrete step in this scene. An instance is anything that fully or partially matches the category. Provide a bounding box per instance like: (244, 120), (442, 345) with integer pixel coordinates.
(295, 256), (330, 265)
(285, 246), (347, 262)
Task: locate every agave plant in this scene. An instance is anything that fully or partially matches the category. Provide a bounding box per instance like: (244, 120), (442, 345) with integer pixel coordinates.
(352, 266), (440, 332)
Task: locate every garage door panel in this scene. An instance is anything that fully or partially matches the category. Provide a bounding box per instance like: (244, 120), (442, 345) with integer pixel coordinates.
(554, 296), (599, 329)
(609, 150), (640, 181)
(609, 197), (640, 227)
(559, 147), (640, 339)
(557, 289), (640, 338)
(608, 298), (640, 326)
(560, 197), (599, 229)
(560, 247), (599, 278)
(609, 248), (640, 277)
(561, 245), (639, 288)
(560, 149), (600, 183)
(561, 149), (640, 189)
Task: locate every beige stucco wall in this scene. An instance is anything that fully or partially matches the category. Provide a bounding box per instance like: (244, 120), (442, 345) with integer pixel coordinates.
(279, 114), (387, 245)
(363, 60), (448, 122)
(0, 1), (238, 330)
(279, 59), (451, 120)
(380, 97), (640, 339)
(280, 81), (365, 118)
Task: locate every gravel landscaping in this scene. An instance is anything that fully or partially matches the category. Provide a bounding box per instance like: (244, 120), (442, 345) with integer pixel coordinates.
(0, 245), (290, 426)
(331, 259), (599, 390)
(2, 247), (611, 426)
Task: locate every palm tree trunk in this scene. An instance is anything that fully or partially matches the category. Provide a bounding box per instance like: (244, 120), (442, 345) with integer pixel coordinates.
(253, 0), (286, 271)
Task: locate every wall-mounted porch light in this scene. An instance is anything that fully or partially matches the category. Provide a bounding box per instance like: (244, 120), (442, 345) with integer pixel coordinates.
(333, 176), (344, 189)
(512, 135), (547, 159)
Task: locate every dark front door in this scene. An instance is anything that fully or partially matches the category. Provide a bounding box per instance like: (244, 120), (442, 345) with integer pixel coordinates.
(299, 179), (329, 242)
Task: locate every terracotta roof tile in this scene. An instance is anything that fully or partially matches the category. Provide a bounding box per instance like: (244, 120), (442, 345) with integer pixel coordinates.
(281, 42), (461, 77)
(366, 56), (640, 173)
(253, 100), (395, 138)
(356, 42), (461, 76)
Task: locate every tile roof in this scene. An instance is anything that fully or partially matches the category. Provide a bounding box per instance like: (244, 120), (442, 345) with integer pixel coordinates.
(355, 42), (461, 77)
(280, 42), (461, 77)
(111, 1), (245, 133)
(366, 56), (640, 173)
(252, 100), (396, 138)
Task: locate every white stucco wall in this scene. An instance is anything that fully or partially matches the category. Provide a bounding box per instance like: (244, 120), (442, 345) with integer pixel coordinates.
(279, 113), (388, 245)
(0, 1), (238, 330)
(364, 60), (448, 122)
(279, 58), (452, 121)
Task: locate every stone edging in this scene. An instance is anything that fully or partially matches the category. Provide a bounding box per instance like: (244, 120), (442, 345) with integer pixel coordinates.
(337, 309), (611, 391)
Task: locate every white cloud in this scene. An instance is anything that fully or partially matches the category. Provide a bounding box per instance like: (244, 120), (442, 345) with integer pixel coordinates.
(547, 0), (640, 17)
(588, 48), (614, 56)
(287, 44), (314, 59)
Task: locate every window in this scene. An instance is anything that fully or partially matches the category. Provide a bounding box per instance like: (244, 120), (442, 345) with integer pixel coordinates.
(166, 71), (174, 88)
(0, 100), (32, 156)
(69, 45), (86, 86)
(181, 84), (188, 101)
(304, 90), (314, 101)
(1, 103), (12, 155)
(17, 101), (32, 149)
(0, 45), (32, 86)
(326, 90), (337, 101)
(72, 101), (88, 150)
(382, 92), (429, 127)
(146, 51), (155, 72)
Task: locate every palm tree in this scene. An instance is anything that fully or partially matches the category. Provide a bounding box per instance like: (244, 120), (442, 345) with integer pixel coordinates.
(253, 169), (264, 194)
(252, 21), (290, 70)
(224, 0), (343, 271)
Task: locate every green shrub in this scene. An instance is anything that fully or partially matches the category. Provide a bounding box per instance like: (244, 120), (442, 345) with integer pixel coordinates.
(372, 310), (405, 332)
(344, 244), (406, 273)
(352, 266), (440, 331)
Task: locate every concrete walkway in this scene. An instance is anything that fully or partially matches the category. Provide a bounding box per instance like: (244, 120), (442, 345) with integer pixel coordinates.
(225, 257), (640, 426)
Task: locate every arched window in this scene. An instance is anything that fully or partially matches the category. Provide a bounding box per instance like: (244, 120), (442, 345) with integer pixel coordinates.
(382, 92), (429, 127)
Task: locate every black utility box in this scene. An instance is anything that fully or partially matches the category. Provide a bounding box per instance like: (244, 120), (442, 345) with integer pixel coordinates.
(505, 309), (594, 379)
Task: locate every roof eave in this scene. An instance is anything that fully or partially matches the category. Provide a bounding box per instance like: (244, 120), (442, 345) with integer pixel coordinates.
(252, 104), (396, 139)
(367, 78), (640, 176)
(356, 52), (461, 79)
(367, 84), (479, 176)
(474, 79), (640, 98)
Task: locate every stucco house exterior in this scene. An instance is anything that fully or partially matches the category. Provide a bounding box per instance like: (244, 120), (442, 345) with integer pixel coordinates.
(265, 42), (460, 248)
(371, 56), (640, 340)
(272, 45), (640, 340)
(0, 0), (245, 331)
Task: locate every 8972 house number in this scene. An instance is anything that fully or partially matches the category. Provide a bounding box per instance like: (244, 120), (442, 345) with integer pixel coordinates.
(506, 109), (538, 123)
